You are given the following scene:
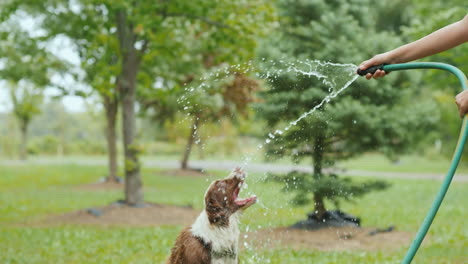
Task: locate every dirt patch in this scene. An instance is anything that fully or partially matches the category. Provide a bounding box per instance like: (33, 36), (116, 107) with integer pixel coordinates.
(246, 226), (414, 252)
(159, 169), (208, 177)
(39, 204), (412, 252)
(41, 203), (199, 227)
(76, 181), (124, 191)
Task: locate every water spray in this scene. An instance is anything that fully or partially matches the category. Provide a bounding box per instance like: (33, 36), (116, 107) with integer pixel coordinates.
(358, 62), (468, 264)
(180, 60), (466, 262)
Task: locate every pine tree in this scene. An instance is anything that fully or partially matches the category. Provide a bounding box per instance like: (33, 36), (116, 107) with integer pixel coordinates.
(257, 0), (438, 220)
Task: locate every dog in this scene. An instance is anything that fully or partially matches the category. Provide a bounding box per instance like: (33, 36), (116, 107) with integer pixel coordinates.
(167, 167), (257, 264)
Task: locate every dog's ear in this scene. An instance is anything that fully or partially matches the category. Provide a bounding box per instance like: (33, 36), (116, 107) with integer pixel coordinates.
(206, 197), (229, 226)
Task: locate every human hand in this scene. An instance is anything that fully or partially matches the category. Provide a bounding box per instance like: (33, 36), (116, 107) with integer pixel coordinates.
(455, 89), (468, 118)
(358, 53), (392, 80)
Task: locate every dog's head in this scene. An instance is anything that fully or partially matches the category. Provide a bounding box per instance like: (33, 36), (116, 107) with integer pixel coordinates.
(204, 167), (256, 227)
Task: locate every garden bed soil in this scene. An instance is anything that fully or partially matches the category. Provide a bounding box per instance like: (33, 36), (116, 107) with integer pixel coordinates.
(246, 226), (413, 252)
(41, 202), (199, 227)
(40, 204), (413, 252)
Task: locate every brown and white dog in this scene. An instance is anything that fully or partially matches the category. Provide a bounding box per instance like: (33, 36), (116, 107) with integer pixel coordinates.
(167, 167), (257, 264)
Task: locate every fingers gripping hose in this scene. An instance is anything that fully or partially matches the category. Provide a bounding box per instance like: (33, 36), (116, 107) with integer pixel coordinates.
(356, 64), (386, 76)
(357, 62), (468, 264)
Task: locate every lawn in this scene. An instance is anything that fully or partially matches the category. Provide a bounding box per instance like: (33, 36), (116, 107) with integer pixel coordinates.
(339, 153), (468, 174)
(0, 163), (466, 263)
(7, 151), (468, 175)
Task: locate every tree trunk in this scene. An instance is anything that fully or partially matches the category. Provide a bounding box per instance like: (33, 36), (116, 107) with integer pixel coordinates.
(181, 116), (199, 170)
(121, 79), (143, 205)
(103, 95), (119, 183)
(313, 193), (327, 220)
(312, 133), (326, 220)
(116, 9), (143, 206)
(19, 121), (28, 160)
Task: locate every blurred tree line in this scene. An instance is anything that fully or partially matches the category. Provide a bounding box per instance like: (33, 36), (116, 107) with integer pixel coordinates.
(1, 0), (275, 206)
(0, 100), (258, 158)
(0, 0), (466, 211)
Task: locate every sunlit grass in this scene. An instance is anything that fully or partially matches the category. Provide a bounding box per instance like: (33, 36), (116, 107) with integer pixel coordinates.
(0, 164), (466, 263)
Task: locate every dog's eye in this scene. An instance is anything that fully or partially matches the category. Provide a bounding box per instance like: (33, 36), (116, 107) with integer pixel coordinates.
(207, 199), (221, 211)
(209, 205), (220, 212)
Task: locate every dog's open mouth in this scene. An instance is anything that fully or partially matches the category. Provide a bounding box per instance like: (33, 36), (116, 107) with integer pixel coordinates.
(233, 181), (257, 207)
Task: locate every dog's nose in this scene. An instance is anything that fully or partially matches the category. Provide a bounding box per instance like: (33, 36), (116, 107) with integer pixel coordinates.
(227, 167), (246, 180)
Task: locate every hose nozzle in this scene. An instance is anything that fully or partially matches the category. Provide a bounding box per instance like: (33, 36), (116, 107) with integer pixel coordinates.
(356, 64), (386, 76)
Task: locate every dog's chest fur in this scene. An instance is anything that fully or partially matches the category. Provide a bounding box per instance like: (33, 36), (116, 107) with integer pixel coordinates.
(191, 210), (241, 263)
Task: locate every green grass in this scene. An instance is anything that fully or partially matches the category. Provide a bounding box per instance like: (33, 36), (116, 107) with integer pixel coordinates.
(0, 164), (467, 263)
(11, 151), (468, 175)
(339, 153), (468, 174)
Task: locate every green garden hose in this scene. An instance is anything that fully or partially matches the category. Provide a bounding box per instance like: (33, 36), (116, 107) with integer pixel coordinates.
(358, 62), (468, 264)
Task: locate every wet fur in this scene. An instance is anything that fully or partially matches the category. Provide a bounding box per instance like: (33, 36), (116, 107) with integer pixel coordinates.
(167, 168), (255, 264)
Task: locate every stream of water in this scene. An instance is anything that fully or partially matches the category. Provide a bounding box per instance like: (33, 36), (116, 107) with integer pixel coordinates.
(177, 59), (359, 262)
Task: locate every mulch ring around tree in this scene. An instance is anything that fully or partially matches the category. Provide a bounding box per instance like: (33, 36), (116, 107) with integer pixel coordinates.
(40, 202), (199, 227)
(37, 203), (414, 252)
(246, 226), (414, 252)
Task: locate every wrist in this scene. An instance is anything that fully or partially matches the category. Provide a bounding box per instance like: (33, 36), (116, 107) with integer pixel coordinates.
(381, 51), (400, 64)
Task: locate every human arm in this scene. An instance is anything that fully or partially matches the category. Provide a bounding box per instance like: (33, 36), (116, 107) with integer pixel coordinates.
(455, 90), (468, 118)
(359, 14), (468, 80)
